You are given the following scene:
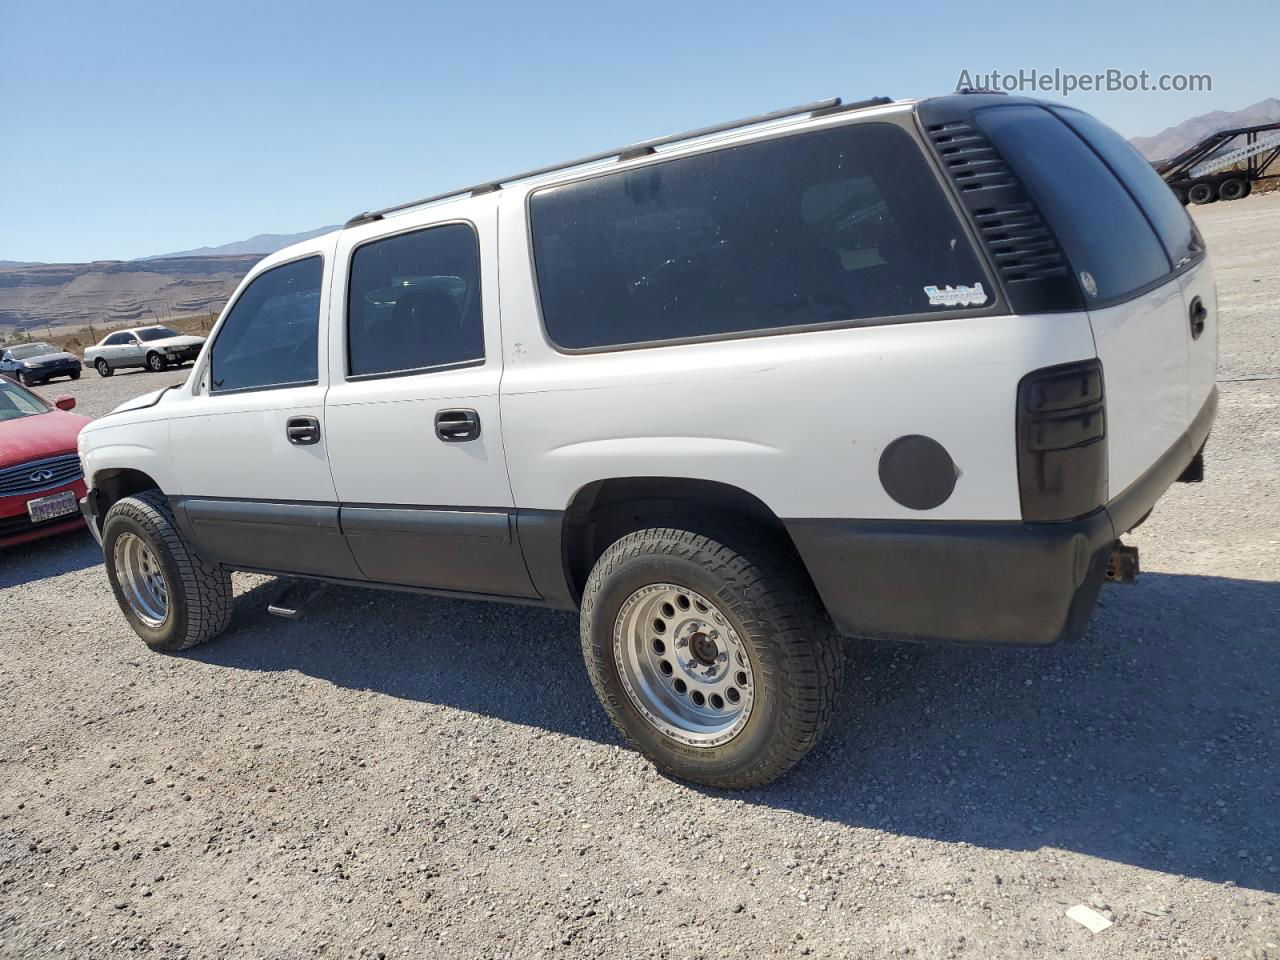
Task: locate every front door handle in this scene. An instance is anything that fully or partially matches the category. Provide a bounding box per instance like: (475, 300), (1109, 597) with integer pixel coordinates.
(435, 408), (481, 442)
(286, 416), (321, 445)
(1189, 296), (1208, 341)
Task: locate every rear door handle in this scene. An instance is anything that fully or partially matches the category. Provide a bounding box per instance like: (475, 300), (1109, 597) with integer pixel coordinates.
(435, 408), (481, 442)
(286, 416), (321, 445)
(1189, 296), (1208, 340)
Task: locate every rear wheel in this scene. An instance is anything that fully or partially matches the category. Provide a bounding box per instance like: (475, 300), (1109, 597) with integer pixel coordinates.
(95, 358), (113, 377)
(580, 524), (844, 788)
(146, 352), (166, 372)
(1218, 178), (1248, 202)
(1187, 181), (1217, 205)
(103, 490), (232, 652)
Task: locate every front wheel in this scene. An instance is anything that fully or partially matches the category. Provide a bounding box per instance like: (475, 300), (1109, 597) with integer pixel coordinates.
(146, 352), (167, 372)
(70, 369), (81, 380)
(103, 490), (232, 652)
(95, 359), (113, 377)
(580, 525), (844, 789)
(18, 372), (36, 387)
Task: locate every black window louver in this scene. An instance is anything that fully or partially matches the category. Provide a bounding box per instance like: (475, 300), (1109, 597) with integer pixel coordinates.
(927, 120), (1069, 284)
(920, 110), (1083, 313)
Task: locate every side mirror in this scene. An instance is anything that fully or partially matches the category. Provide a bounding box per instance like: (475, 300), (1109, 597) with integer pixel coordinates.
(54, 395), (76, 411)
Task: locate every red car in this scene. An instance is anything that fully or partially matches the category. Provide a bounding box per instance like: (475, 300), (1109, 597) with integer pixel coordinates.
(0, 374), (91, 548)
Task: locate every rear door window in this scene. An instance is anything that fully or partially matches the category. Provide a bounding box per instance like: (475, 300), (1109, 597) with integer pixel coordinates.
(529, 122), (991, 350)
(346, 223), (484, 379)
(975, 106), (1172, 304)
(1050, 106), (1203, 269)
(209, 256), (322, 394)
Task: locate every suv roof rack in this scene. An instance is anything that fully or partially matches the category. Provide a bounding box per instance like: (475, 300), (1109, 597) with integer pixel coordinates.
(344, 95), (893, 227)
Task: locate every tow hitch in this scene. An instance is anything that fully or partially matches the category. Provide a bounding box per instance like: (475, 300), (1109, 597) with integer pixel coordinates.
(267, 578), (327, 619)
(1104, 541), (1140, 584)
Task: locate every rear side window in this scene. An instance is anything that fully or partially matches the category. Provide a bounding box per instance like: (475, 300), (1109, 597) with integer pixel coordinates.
(210, 256), (322, 394)
(105, 332), (131, 345)
(1051, 106), (1203, 268)
(346, 223), (484, 378)
(976, 106), (1171, 304)
(529, 123), (990, 350)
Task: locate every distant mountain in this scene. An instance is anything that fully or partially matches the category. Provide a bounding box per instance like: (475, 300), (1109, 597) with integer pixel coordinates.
(0, 255), (263, 334)
(148, 226), (338, 260)
(0, 260), (42, 268)
(1130, 97), (1280, 161)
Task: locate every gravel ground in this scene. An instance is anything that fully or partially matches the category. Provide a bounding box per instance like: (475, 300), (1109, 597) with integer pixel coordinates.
(2, 196), (1278, 959)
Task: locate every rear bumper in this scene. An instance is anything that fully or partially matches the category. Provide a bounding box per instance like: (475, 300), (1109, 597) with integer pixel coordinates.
(787, 387), (1217, 647)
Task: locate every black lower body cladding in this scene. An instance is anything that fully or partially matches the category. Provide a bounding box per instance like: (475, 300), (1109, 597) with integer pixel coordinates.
(788, 388), (1217, 647)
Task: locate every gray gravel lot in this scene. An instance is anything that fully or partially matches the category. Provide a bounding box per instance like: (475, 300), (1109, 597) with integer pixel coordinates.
(2, 196), (1278, 959)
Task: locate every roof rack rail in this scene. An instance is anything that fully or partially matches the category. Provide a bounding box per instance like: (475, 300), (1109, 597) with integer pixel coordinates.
(344, 95), (891, 228)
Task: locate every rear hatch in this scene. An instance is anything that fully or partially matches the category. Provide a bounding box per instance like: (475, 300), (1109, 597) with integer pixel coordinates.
(971, 103), (1215, 497)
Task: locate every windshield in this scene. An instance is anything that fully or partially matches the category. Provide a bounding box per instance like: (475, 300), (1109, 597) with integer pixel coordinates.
(0, 379), (50, 421)
(9, 342), (58, 359)
(136, 327), (180, 342)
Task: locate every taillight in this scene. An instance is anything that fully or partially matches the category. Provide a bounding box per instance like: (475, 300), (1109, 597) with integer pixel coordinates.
(1017, 360), (1107, 521)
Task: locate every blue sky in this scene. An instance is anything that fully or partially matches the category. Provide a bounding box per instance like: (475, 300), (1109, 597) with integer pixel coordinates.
(1, 0), (1271, 264)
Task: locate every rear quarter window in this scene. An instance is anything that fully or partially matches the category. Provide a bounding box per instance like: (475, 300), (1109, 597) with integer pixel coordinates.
(529, 122), (991, 350)
(1050, 106), (1203, 268)
(975, 105), (1172, 304)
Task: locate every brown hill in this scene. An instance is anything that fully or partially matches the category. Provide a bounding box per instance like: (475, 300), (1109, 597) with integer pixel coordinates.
(0, 255), (262, 335)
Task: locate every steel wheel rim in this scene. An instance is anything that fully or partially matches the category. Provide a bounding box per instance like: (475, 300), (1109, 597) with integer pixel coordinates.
(113, 532), (169, 627)
(613, 583), (755, 747)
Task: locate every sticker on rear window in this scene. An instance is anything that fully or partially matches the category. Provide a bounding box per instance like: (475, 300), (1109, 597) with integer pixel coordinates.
(924, 282), (987, 308)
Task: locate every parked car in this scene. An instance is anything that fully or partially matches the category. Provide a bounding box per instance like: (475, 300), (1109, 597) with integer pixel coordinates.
(0, 341), (82, 386)
(0, 374), (91, 548)
(82, 326), (206, 377)
(77, 93), (1217, 788)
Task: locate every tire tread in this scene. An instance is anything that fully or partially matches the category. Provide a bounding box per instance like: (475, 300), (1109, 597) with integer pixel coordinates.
(581, 523), (843, 789)
(107, 490), (232, 651)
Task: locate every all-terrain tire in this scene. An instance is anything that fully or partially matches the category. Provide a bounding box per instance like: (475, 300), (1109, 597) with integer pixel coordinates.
(95, 359), (112, 377)
(103, 490), (232, 652)
(580, 524), (844, 789)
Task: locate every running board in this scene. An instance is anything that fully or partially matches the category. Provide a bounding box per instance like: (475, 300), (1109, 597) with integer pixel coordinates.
(267, 579), (327, 619)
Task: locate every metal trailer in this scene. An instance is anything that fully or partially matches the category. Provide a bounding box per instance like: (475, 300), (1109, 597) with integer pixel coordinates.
(1156, 121), (1280, 205)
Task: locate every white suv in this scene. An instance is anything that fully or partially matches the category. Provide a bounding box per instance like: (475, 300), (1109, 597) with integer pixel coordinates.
(77, 94), (1217, 787)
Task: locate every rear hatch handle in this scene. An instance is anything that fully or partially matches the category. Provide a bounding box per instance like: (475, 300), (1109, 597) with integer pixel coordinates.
(1189, 296), (1208, 340)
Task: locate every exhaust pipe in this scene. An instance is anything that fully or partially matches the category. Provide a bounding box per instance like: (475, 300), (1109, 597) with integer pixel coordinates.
(1105, 541), (1140, 585)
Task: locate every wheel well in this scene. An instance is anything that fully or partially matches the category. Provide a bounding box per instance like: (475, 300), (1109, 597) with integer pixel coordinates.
(561, 477), (792, 602)
(93, 468), (160, 514)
